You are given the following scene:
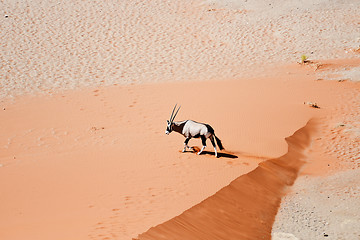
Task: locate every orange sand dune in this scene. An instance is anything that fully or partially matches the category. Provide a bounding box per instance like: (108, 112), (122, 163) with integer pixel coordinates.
(0, 62), (358, 239)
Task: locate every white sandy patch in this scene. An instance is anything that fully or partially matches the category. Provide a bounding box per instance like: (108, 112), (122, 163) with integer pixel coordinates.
(317, 66), (360, 82)
(272, 232), (299, 240)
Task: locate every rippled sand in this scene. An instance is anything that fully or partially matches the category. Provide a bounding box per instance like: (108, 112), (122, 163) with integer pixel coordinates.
(1, 0), (359, 98)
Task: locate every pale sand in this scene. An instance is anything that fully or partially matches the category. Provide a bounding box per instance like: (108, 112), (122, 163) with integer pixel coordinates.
(1, 0), (359, 99)
(272, 169), (360, 240)
(1, 0), (360, 239)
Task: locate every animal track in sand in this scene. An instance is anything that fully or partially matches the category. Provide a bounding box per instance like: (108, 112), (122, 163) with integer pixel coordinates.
(89, 204), (134, 239)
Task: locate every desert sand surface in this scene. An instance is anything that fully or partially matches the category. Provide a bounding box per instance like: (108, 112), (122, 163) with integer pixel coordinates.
(272, 61), (360, 239)
(1, 0), (360, 98)
(0, 65), (317, 239)
(1, 0), (360, 240)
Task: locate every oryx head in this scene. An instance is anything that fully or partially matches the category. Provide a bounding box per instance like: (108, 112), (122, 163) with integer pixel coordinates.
(165, 104), (181, 135)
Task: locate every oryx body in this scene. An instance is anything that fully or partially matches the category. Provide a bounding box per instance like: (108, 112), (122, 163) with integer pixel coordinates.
(166, 105), (224, 157)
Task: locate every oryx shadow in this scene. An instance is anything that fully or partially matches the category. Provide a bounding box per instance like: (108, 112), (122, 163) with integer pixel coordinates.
(198, 151), (270, 160)
(200, 151), (238, 159)
(184, 147), (238, 159)
(183, 146), (271, 160)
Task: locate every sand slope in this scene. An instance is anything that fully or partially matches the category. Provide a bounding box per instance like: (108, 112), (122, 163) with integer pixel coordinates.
(136, 120), (317, 240)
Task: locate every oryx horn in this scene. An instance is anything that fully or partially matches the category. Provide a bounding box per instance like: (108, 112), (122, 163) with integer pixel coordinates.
(170, 104), (181, 122)
(172, 105), (181, 122)
(169, 104), (177, 122)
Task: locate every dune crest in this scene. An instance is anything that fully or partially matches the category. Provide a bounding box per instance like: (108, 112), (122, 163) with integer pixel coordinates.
(136, 120), (318, 240)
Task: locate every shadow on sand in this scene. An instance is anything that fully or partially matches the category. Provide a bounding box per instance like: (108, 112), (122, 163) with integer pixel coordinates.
(185, 146), (238, 159)
(183, 147), (272, 161)
(199, 150), (238, 159)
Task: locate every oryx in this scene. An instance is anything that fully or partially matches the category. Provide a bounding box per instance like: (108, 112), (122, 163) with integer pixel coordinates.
(165, 104), (224, 158)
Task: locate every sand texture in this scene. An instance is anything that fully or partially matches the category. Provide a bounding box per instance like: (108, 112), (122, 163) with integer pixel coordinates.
(272, 61), (360, 240)
(1, 0), (360, 99)
(1, 0), (360, 239)
(272, 169), (360, 240)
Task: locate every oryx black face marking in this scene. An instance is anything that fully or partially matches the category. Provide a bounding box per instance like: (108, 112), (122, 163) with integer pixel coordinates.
(165, 105), (224, 158)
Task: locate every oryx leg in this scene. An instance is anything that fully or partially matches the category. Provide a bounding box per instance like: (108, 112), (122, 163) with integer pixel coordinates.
(198, 135), (207, 155)
(183, 137), (191, 152)
(210, 136), (218, 158)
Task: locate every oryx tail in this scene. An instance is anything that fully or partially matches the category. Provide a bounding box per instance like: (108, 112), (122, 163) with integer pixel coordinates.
(214, 135), (224, 150)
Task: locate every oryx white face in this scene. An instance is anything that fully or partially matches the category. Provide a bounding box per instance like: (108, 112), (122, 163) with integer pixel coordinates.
(165, 120), (172, 135)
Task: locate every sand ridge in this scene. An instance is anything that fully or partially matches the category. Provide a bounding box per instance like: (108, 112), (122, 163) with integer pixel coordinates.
(135, 120), (318, 240)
